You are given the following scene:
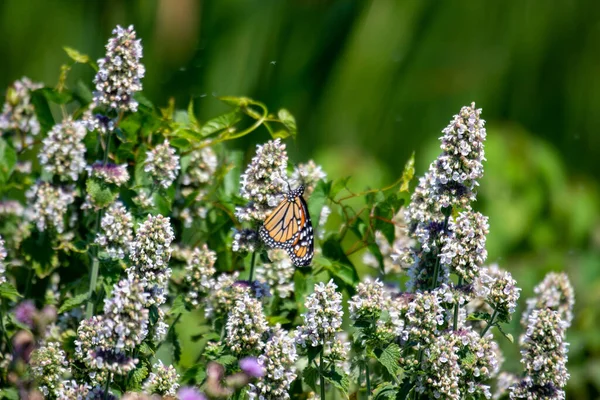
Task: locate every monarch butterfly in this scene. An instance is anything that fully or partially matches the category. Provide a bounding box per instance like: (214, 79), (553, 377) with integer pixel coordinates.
(259, 185), (314, 266)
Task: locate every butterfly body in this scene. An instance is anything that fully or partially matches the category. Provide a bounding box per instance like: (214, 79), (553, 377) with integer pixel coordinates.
(259, 185), (314, 266)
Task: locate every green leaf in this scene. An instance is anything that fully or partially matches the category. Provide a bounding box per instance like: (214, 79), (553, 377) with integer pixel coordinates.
(331, 177), (351, 198)
(129, 364), (149, 388)
(0, 388), (19, 400)
(138, 342), (155, 357)
(170, 137), (191, 151)
(0, 138), (17, 185)
(461, 351), (477, 369)
(324, 261), (359, 287)
(86, 178), (118, 208)
(466, 311), (491, 322)
(169, 295), (187, 315)
(496, 323), (514, 343)
(375, 343), (402, 378)
(200, 110), (241, 137)
(149, 305), (160, 324)
(0, 282), (21, 301)
(63, 46), (90, 64)
(58, 293), (89, 313)
(323, 366), (349, 394)
(399, 152), (415, 192)
(396, 380), (415, 400)
(302, 365), (319, 392)
(307, 345), (323, 364)
(216, 354), (238, 367)
(38, 87), (73, 105)
(219, 96), (251, 107)
(188, 99), (199, 128)
(277, 108), (297, 138)
(30, 89), (55, 133)
(373, 383), (398, 400)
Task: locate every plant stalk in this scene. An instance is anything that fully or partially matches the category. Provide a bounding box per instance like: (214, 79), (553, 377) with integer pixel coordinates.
(453, 277), (463, 331)
(481, 308), (498, 337)
(365, 362), (371, 399)
(248, 250), (257, 282)
(103, 372), (111, 400)
(320, 346), (326, 400)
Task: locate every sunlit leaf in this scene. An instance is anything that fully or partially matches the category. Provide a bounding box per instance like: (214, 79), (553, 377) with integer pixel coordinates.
(399, 152), (415, 192)
(200, 110), (241, 137)
(63, 46), (90, 64)
(58, 293), (89, 314)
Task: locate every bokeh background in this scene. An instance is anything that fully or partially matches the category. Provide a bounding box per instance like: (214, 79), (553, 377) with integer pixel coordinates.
(1, 0), (599, 397)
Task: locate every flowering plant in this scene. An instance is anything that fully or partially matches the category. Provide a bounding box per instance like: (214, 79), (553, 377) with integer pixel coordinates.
(0, 25), (574, 400)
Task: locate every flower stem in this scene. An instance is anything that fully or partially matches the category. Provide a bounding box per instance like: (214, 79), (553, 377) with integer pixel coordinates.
(248, 250), (257, 282)
(103, 372), (111, 400)
(85, 211), (102, 319)
(103, 131), (112, 165)
(453, 277), (463, 331)
(481, 308), (498, 337)
(320, 346), (326, 400)
(365, 362), (371, 399)
(431, 210), (451, 290)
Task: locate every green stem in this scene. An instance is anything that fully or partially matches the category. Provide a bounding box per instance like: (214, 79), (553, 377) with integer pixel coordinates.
(481, 308), (498, 337)
(453, 277), (463, 331)
(365, 362), (371, 399)
(85, 210), (102, 319)
(103, 131), (112, 165)
(430, 211), (451, 290)
(320, 346), (326, 400)
(248, 250), (257, 282)
(103, 372), (111, 400)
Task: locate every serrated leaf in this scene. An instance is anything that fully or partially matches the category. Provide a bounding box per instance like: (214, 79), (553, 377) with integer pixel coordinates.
(130, 364), (149, 388)
(399, 152), (415, 192)
(217, 354), (238, 367)
(376, 343), (402, 378)
(467, 311), (491, 322)
(200, 110), (241, 137)
(138, 342), (155, 357)
(58, 293), (88, 313)
(0, 138), (17, 185)
(86, 178), (118, 208)
(277, 108), (297, 137)
(30, 89), (55, 133)
(188, 99), (199, 128)
(303, 365), (319, 392)
(63, 47), (90, 64)
(323, 366), (349, 394)
(169, 295), (187, 315)
(0, 388), (19, 400)
(373, 383), (397, 400)
(307, 345), (322, 364)
(0, 282), (21, 301)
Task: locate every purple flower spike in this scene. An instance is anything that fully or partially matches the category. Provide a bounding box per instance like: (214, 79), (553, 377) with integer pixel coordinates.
(178, 387), (207, 400)
(239, 357), (265, 378)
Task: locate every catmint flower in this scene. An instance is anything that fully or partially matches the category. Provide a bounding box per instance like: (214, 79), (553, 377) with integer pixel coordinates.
(0, 77), (43, 138)
(38, 118), (87, 181)
(56, 380), (91, 399)
(88, 162), (130, 186)
(494, 372), (519, 400)
(290, 160), (326, 196)
(390, 291), (445, 347)
(454, 328), (500, 396)
(178, 387), (207, 400)
(144, 140), (180, 188)
(25, 182), (75, 233)
(29, 342), (70, 398)
(128, 214), (174, 306)
(255, 249), (295, 298)
(473, 264), (520, 323)
(232, 228), (259, 253)
(521, 272), (574, 329)
(348, 278), (390, 322)
(440, 211), (489, 283)
(185, 245), (217, 306)
(318, 205), (331, 239)
(0, 200), (24, 217)
(143, 360), (180, 396)
(133, 190), (154, 208)
(87, 386), (117, 400)
(416, 333), (461, 400)
(295, 280), (343, 348)
(95, 201), (134, 259)
(226, 292), (269, 355)
(182, 147), (218, 187)
(239, 357), (265, 378)
(14, 300), (37, 328)
(83, 108), (115, 134)
(0, 235), (6, 284)
(512, 309), (569, 399)
(236, 139), (288, 222)
(248, 326), (298, 400)
(205, 272), (242, 319)
(93, 25), (145, 112)
(434, 102), (486, 209)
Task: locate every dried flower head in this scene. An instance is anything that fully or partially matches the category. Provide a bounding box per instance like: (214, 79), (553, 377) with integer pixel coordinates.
(521, 272), (574, 329)
(88, 162), (130, 186)
(226, 292), (269, 355)
(95, 201), (134, 259)
(295, 280), (343, 348)
(38, 118), (87, 181)
(29, 342), (70, 398)
(255, 249), (295, 298)
(236, 139), (288, 222)
(440, 211), (489, 283)
(25, 182), (75, 233)
(185, 245), (217, 306)
(143, 360), (180, 396)
(144, 140), (180, 189)
(249, 326), (298, 400)
(94, 25), (145, 112)
(0, 77), (43, 138)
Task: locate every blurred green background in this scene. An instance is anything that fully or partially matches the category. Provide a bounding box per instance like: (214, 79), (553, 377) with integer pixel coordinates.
(2, 0), (599, 397)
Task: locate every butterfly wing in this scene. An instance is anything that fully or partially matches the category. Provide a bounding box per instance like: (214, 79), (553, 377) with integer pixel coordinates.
(259, 198), (301, 249)
(287, 195), (314, 266)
